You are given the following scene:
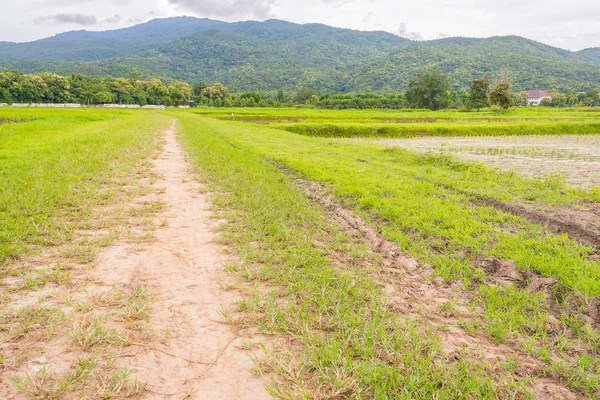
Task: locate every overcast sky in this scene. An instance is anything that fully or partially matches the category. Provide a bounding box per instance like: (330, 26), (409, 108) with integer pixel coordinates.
(1, 0), (599, 51)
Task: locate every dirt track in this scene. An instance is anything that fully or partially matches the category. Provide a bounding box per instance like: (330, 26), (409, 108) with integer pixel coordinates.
(0, 121), (270, 399)
(95, 121), (270, 398)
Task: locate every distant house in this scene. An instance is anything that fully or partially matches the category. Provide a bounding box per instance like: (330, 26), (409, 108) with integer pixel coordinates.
(526, 90), (552, 106)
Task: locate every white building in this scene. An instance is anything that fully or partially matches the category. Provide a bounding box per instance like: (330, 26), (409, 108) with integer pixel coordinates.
(526, 90), (552, 106)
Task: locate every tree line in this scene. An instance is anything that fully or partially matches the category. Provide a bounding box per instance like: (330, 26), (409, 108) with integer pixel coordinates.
(1, 69), (599, 110)
(0, 71), (194, 106)
(0, 70), (300, 107)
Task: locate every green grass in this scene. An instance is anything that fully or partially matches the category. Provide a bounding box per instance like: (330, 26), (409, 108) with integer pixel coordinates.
(188, 106), (600, 123)
(0, 108), (170, 265)
(172, 110), (600, 396)
(1, 108), (168, 399)
(279, 121), (600, 138)
(173, 112), (538, 399)
(175, 117), (600, 296)
(4, 106), (597, 396)
(184, 107), (600, 138)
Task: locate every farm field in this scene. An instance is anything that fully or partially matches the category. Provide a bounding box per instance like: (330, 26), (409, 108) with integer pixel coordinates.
(2, 106), (600, 399)
(0, 109), (273, 398)
(195, 106), (600, 137)
(354, 135), (600, 188)
(174, 107), (600, 398)
(199, 107), (600, 188)
(0, 109), (169, 397)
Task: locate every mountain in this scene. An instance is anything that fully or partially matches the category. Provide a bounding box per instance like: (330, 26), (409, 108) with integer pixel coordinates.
(579, 48), (600, 65)
(0, 17), (599, 93)
(0, 17), (225, 62)
(91, 20), (410, 92)
(344, 36), (600, 92)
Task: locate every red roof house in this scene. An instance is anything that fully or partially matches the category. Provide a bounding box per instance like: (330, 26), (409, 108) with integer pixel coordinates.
(525, 90), (552, 105)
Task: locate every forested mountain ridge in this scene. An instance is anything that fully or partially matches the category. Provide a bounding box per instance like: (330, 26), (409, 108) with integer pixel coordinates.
(1, 17), (598, 92)
(91, 21), (411, 92)
(0, 17), (224, 62)
(345, 36), (600, 92)
(579, 48), (600, 65)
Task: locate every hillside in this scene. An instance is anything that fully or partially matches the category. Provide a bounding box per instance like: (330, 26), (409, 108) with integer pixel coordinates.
(579, 48), (600, 65)
(344, 36), (600, 92)
(0, 17), (599, 92)
(93, 21), (410, 92)
(0, 17), (224, 62)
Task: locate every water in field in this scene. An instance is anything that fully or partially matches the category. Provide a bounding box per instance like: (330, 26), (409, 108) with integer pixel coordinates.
(355, 135), (600, 189)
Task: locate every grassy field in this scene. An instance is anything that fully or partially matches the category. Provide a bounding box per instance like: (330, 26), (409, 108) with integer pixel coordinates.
(174, 116), (600, 290)
(2, 106), (600, 398)
(1, 108), (171, 397)
(172, 107), (600, 398)
(174, 113), (525, 398)
(0, 108), (168, 265)
(192, 106), (600, 122)
(193, 107), (600, 138)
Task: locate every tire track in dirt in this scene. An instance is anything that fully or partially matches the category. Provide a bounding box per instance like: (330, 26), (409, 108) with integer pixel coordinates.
(405, 175), (600, 252)
(288, 174), (579, 399)
(481, 198), (600, 252)
(93, 120), (271, 399)
(430, 178), (600, 252)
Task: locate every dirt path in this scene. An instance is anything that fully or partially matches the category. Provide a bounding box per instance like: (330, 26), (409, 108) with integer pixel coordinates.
(94, 121), (270, 398)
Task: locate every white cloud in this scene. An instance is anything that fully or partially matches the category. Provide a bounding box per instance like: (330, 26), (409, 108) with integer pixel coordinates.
(104, 14), (122, 24)
(167, 0), (274, 19)
(34, 13), (98, 26)
(0, 0), (598, 50)
(396, 22), (422, 41)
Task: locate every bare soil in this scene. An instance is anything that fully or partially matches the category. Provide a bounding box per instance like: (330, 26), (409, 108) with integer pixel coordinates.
(486, 198), (600, 251)
(94, 122), (271, 398)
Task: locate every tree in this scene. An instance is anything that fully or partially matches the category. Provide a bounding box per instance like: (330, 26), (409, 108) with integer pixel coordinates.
(204, 83), (229, 102)
(192, 82), (206, 98)
(38, 73), (71, 103)
(514, 91), (529, 107)
(241, 92), (262, 103)
(0, 71), (13, 104)
(295, 87), (317, 104)
(146, 78), (169, 105)
(549, 91), (567, 107)
(93, 91), (114, 104)
(405, 67), (449, 110)
(133, 87), (148, 106)
(107, 78), (135, 104)
(9, 74), (44, 103)
(169, 82), (192, 106)
(467, 75), (490, 111)
(586, 88), (599, 107)
(450, 89), (468, 109)
(489, 69), (512, 113)
(276, 89), (285, 103)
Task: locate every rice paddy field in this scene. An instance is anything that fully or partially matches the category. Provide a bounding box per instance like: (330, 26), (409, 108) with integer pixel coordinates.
(2, 106), (600, 399)
(354, 135), (600, 189)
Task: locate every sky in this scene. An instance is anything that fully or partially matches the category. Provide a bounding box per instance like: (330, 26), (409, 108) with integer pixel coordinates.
(1, 0), (599, 51)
